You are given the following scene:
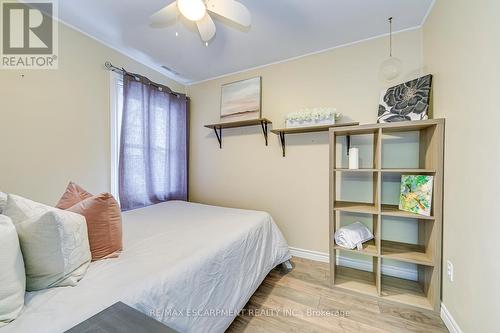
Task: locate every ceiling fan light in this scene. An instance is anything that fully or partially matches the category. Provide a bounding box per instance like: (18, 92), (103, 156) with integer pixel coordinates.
(177, 0), (207, 21)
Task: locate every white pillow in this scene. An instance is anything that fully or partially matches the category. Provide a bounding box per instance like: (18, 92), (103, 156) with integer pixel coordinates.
(0, 192), (7, 214)
(2, 194), (54, 225)
(0, 215), (26, 327)
(16, 209), (91, 291)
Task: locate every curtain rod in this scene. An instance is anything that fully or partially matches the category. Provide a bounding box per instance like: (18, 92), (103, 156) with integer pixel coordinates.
(104, 61), (186, 99)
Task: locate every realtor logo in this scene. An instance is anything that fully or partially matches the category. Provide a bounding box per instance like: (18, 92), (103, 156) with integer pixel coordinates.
(1, 0), (58, 69)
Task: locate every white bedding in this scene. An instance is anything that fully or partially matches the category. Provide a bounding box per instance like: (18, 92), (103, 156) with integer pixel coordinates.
(0, 201), (291, 333)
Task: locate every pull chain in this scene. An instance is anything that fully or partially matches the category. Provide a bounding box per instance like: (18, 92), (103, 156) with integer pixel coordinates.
(175, 12), (179, 37)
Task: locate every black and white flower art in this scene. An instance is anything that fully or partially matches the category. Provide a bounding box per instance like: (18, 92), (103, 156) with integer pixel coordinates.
(377, 75), (432, 123)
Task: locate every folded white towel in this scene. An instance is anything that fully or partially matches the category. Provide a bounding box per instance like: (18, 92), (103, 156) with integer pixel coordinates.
(334, 222), (374, 250)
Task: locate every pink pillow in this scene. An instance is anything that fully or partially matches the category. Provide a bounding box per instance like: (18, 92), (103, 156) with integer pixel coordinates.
(56, 183), (122, 261)
(56, 182), (92, 209)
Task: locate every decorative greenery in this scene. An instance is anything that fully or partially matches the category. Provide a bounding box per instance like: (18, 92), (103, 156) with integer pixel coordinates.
(286, 108), (341, 122)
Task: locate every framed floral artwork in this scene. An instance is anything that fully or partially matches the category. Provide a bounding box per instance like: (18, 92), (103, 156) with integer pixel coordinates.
(399, 175), (434, 216)
(378, 74), (432, 123)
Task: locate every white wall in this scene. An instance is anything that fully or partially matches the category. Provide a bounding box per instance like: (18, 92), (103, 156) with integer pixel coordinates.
(423, 0), (500, 331)
(187, 29), (424, 254)
(3, 7), (496, 330)
(0, 22), (184, 205)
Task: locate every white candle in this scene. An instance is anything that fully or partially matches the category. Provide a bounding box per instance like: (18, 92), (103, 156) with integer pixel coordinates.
(349, 148), (359, 169)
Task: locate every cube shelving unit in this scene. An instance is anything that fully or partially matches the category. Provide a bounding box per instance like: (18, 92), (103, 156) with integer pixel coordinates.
(329, 119), (445, 312)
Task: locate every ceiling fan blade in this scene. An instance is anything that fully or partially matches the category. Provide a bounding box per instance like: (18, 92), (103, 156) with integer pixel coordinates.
(150, 2), (178, 28)
(196, 14), (216, 42)
(206, 0), (251, 27)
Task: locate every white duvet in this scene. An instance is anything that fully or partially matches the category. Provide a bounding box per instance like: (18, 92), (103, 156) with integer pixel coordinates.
(1, 201), (291, 333)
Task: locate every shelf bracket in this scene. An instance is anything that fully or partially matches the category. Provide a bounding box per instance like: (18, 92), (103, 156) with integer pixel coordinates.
(346, 135), (351, 155)
(279, 131), (286, 157)
(260, 120), (269, 146)
(213, 127), (222, 149)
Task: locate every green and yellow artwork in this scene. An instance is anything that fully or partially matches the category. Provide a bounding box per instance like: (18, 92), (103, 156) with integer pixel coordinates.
(399, 175), (434, 216)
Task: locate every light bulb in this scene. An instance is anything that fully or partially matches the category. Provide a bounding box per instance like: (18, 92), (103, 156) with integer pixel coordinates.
(175, 31), (179, 37)
(177, 0), (206, 21)
(380, 56), (402, 81)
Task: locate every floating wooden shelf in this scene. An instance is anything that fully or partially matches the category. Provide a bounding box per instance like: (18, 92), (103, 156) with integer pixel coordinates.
(334, 168), (378, 172)
(270, 122), (359, 157)
(329, 119), (445, 312)
(271, 122), (359, 135)
(204, 118), (272, 148)
(204, 118), (272, 129)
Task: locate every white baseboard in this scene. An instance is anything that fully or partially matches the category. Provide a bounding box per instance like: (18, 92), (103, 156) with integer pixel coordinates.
(440, 303), (462, 333)
(289, 247), (417, 281)
(289, 247), (329, 263)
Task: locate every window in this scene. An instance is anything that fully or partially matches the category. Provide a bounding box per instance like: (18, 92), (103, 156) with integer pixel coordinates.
(109, 71), (188, 210)
(110, 71), (123, 201)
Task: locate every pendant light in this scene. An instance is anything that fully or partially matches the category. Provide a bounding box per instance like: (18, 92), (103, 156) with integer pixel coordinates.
(380, 17), (402, 81)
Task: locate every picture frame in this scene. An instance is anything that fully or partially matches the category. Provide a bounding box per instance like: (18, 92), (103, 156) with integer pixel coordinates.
(378, 74), (432, 123)
(399, 175), (434, 216)
(220, 77), (262, 122)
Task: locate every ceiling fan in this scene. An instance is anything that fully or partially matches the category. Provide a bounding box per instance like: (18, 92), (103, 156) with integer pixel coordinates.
(151, 0), (251, 43)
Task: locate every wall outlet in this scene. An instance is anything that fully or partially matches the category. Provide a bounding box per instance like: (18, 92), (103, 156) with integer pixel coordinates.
(447, 260), (454, 282)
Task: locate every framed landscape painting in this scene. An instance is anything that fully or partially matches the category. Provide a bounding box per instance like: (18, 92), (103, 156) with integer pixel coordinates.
(220, 77), (262, 122)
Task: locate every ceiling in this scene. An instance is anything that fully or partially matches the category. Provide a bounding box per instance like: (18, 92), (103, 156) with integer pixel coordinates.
(58, 0), (433, 84)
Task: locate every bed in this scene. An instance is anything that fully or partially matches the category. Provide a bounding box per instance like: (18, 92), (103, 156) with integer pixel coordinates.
(1, 201), (291, 333)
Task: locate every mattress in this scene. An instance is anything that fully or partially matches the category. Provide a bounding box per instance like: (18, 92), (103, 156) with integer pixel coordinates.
(1, 201), (291, 333)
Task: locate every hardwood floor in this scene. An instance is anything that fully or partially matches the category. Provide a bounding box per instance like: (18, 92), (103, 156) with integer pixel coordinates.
(226, 257), (448, 333)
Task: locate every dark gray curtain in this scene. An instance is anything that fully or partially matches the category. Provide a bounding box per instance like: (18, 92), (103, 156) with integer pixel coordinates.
(119, 73), (188, 211)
